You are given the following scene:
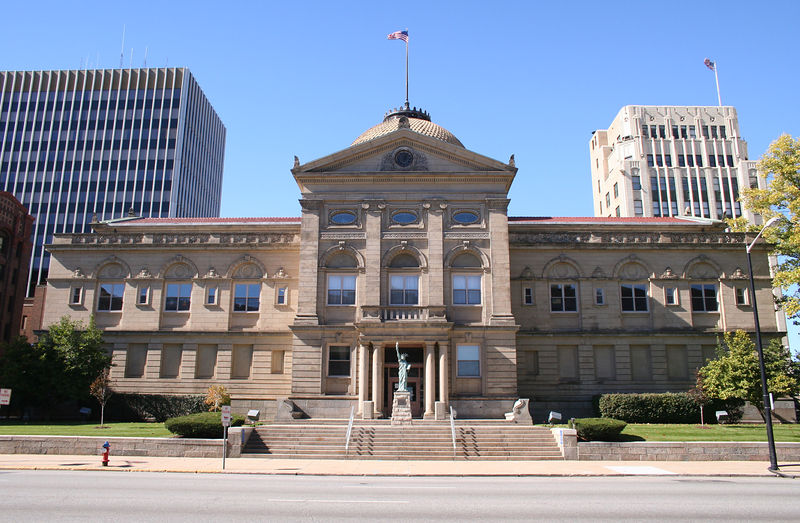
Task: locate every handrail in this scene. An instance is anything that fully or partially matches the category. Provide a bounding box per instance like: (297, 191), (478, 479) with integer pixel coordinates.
(344, 406), (355, 457)
(449, 405), (457, 458)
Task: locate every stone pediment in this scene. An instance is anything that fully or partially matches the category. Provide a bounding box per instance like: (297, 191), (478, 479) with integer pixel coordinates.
(294, 130), (515, 176)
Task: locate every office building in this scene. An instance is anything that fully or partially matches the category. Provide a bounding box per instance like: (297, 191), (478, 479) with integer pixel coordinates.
(0, 67), (226, 301)
(41, 105), (784, 419)
(0, 191), (33, 346)
(590, 106), (764, 220)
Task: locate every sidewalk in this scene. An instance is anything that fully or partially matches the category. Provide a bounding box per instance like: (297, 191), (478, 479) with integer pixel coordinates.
(1, 453), (794, 477)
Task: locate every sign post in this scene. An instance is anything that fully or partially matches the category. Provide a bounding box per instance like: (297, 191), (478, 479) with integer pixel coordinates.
(0, 389), (11, 406)
(221, 405), (231, 470)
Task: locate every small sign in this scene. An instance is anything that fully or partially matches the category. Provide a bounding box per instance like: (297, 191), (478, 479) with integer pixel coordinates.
(0, 388), (11, 405)
(221, 405), (232, 427)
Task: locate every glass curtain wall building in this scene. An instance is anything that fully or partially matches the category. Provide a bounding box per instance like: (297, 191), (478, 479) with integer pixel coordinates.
(0, 68), (226, 295)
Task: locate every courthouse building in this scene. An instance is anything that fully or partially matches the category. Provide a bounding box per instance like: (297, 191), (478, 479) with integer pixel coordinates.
(41, 105), (784, 419)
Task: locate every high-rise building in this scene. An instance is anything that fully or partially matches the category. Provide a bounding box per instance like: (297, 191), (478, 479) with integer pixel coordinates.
(0, 68), (226, 299)
(590, 106), (764, 221)
(0, 191), (33, 346)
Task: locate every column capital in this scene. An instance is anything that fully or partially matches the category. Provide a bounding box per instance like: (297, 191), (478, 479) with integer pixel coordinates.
(299, 198), (323, 212)
(485, 198), (510, 212)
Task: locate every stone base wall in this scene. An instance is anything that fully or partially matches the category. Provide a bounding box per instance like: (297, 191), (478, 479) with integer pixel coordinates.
(578, 441), (800, 461)
(0, 432), (247, 458)
(450, 399), (515, 419)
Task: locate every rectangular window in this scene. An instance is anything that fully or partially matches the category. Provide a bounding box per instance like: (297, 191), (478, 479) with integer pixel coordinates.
(232, 344), (253, 379)
(719, 126), (727, 139)
(276, 286), (288, 305)
(658, 125), (666, 138)
(165, 283), (191, 311)
(687, 154), (694, 167)
(689, 125), (696, 139)
(594, 345), (616, 380)
(615, 206), (620, 217)
(664, 154), (672, 167)
(605, 193), (611, 207)
(735, 287), (748, 306)
(453, 275), (481, 305)
(680, 125), (687, 139)
(523, 287), (533, 305)
(327, 274), (356, 305)
(550, 283), (578, 312)
(206, 286), (217, 305)
(328, 345), (351, 377)
(234, 283), (260, 312)
(633, 199), (643, 216)
(195, 344), (217, 379)
(69, 286), (83, 305)
(621, 284), (648, 312)
(632, 175), (641, 190)
(558, 345), (578, 379)
(646, 154), (654, 167)
(665, 287), (678, 305)
(672, 125), (679, 138)
(613, 182), (619, 198)
(390, 275), (419, 305)
(726, 154), (734, 167)
(125, 343), (147, 378)
(678, 155), (686, 167)
(691, 284), (718, 312)
(667, 345), (689, 380)
(710, 125), (718, 139)
(695, 154), (703, 167)
(97, 283), (124, 311)
(656, 155), (663, 167)
(702, 125), (709, 138)
(271, 350), (285, 374)
(630, 345), (651, 381)
(160, 344), (182, 378)
(595, 288), (605, 305)
(708, 155), (716, 167)
(650, 125), (658, 139)
(457, 345), (481, 377)
(137, 285), (150, 305)
(718, 154), (725, 167)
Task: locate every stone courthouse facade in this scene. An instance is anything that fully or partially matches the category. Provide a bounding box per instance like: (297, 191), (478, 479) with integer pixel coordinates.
(41, 106), (784, 419)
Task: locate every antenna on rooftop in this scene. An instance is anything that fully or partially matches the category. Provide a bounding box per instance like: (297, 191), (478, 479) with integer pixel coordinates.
(119, 25), (126, 68)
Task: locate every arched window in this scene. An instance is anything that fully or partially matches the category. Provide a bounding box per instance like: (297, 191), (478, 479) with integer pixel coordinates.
(389, 253), (420, 305)
(451, 253), (482, 305)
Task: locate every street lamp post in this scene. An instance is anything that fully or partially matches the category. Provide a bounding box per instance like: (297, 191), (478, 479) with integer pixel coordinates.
(745, 216), (781, 471)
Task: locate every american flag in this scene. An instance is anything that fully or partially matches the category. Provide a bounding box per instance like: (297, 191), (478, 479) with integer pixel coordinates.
(387, 30), (409, 43)
(704, 58), (715, 71)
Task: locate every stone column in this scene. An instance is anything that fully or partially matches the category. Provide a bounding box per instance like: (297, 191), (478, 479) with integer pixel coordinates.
(426, 201), (446, 307)
(486, 198), (516, 325)
(438, 341), (449, 408)
(362, 201), (384, 308)
(294, 199), (321, 325)
(372, 343), (384, 417)
(424, 341), (435, 418)
(358, 341), (369, 416)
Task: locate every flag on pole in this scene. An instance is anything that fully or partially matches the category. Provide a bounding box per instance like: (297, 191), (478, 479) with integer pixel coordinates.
(387, 30), (409, 43)
(704, 58), (715, 71)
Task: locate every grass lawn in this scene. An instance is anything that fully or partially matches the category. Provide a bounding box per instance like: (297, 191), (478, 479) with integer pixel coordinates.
(619, 423), (800, 442)
(0, 422), (172, 438)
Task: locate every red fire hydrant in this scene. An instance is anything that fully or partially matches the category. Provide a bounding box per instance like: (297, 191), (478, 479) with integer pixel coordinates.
(102, 441), (110, 467)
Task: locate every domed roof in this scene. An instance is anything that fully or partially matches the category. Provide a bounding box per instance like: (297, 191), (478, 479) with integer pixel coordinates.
(351, 104), (464, 148)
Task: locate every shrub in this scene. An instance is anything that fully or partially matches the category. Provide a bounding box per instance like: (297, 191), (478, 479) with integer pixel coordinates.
(571, 418), (627, 441)
(107, 393), (206, 422)
(598, 393), (743, 423)
(165, 411), (246, 438)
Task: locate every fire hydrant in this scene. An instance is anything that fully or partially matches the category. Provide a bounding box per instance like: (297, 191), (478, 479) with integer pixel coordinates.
(102, 441), (110, 467)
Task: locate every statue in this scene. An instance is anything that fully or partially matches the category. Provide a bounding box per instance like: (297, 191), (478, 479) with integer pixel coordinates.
(395, 342), (411, 392)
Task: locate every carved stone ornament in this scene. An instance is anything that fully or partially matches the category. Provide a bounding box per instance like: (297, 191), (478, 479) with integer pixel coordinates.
(73, 267), (85, 278)
(274, 267), (287, 279)
(520, 266), (533, 280)
(136, 268), (152, 279)
(508, 154), (515, 167)
(205, 267), (219, 279)
(730, 267), (747, 279)
(660, 267), (678, 279)
(591, 266), (607, 279)
(293, 155), (300, 168)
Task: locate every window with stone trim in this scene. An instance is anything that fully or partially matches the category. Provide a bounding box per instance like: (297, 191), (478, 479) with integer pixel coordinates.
(328, 345), (351, 377)
(550, 283), (578, 312)
(97, 283), (124, 311)
(69, 286), (83, 305)
(234, 283), (260, 312)
(523, 287), (533, 305)
(390, 275), (419, 305)
(457, 345), (481, 377)
(621, 283), (648, 312)
(665, 287), (678, 306)
(735, 286), (749, 306)
(453, 275), (481, 305)
(276, 286), (288, 306)
(327, 274), (356, 305)
(691, 284), (718, 312)
(165, 283), (191, 311)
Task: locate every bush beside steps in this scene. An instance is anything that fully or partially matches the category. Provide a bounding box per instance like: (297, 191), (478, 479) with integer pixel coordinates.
(165, 411), (245, 439)
(570, 418), (627, 441)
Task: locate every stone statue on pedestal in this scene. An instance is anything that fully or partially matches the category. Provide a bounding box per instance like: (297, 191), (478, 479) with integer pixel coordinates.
(396, 342), (411, 392)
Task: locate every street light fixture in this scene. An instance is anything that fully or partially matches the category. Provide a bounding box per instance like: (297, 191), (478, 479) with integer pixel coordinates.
(745, 215), (782, 471)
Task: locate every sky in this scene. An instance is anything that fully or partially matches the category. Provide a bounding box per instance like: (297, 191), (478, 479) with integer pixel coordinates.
(3, 0), (800, 346)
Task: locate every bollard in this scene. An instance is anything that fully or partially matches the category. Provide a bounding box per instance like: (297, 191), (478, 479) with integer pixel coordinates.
(102, 441), (110, 466)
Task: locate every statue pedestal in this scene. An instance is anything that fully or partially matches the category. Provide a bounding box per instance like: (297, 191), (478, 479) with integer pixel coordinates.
(391, 390), (413, 425)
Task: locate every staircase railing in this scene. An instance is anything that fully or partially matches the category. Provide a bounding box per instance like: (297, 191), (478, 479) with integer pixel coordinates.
(450, 406), (457, 458)
(344, 406), (355, 457)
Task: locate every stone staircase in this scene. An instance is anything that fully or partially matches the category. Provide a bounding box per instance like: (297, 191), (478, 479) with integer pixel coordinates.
(243, 420), (563, 460)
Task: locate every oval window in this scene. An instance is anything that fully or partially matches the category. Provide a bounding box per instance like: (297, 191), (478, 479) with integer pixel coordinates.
(392, 211), (417, 225)
(453, 211), (479, 225)
(330, 211), (356, 225)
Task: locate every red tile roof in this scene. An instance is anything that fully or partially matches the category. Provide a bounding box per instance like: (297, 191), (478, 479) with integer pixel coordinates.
(508, 216), (707, 224)
(117, 217), (301, 224)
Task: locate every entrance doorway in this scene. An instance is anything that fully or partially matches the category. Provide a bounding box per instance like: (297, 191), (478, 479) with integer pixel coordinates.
(384, 346), (423, 417)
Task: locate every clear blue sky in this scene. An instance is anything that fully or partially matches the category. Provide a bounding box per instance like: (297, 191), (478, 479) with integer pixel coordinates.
(4, 0), (800, 346)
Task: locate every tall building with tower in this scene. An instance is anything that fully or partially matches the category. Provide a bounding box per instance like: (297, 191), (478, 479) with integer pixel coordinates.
(590, 106), (764, 220)
(0, 67), (226, 302)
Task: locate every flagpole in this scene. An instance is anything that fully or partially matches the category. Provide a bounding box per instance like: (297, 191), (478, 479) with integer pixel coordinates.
(405, 33), (409, 107)
(714, 62), (721, 106)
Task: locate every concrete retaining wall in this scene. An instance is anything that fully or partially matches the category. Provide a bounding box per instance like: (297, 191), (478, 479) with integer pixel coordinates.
(578, 441), (800, 461)
(0, 427), (250, 458)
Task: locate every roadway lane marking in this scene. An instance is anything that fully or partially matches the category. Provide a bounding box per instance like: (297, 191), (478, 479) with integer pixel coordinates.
(268, 499), (409, 504)
(605, 466), (677, 475)
(344, 485), (457, 489)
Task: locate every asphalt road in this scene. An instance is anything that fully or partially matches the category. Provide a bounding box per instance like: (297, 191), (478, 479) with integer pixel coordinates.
(0, 470), (797, 521)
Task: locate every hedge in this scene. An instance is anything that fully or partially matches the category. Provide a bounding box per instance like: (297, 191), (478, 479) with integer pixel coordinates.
(107, 393), (206, 422)
(571, 418), (627, 441)
(598, 393), (743, 424)
(164, 411), (246, 438)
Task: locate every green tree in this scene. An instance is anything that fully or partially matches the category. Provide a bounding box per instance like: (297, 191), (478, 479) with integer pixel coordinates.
(699, 330), (798, 419)
(735, 134), (800, 318)
(0, 317), (110, 416)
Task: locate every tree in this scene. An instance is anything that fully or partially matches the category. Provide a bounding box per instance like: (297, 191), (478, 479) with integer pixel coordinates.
(0, 317), (110, 417)
(89, 368), (114, 427)
(735, 134), (800, 318)
(204, 385), (230, 412)
(699, 330), (798, 419)
(688, 372), (711, 425)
